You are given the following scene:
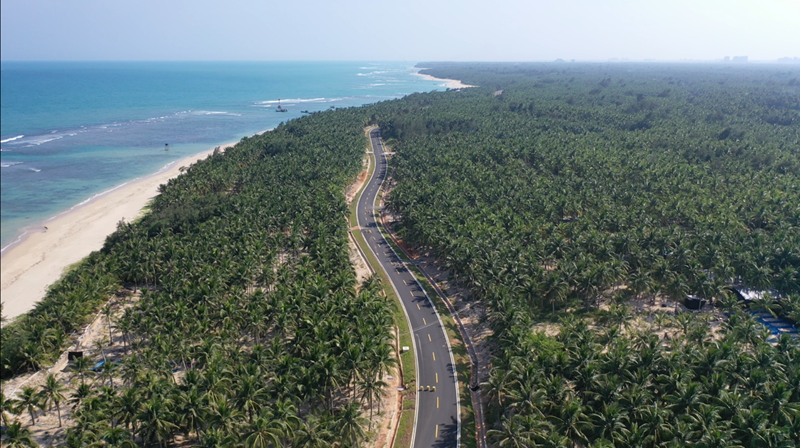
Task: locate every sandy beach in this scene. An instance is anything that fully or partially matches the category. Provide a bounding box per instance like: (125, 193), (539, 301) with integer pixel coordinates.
(414, 72), (476, 89)
(0, 137), (250, 322)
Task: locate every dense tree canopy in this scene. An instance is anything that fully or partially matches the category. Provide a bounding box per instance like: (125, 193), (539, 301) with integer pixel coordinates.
(370, 63), (800, 446)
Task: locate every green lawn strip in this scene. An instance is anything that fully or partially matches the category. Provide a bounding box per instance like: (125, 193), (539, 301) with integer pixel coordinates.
(377, 222), (411, 263)
(395, 409), (415, 448)
(407, 264), (476, 448)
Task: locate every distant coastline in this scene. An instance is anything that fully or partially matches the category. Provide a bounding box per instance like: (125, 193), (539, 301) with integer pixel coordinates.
(414, 71), (476, 89)
(0, 130), (266, 322)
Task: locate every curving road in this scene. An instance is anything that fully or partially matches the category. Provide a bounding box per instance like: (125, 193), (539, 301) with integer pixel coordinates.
(357, 128), (459, 448)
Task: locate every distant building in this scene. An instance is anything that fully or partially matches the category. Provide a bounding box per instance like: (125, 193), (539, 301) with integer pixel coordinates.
(778, 57), (800, 64)
(732, 56), (748, 63)
(723, 56), (730, 62)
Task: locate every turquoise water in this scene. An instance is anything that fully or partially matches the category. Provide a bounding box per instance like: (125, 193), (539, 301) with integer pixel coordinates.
(0, 61), (442, 248)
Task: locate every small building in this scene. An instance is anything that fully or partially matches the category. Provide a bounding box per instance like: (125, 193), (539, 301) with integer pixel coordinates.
(684, 295), (706, 310)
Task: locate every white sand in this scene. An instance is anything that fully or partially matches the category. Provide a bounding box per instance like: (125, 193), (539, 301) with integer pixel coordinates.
(414, 72), (476, 89)
(0, 138), (246, 322)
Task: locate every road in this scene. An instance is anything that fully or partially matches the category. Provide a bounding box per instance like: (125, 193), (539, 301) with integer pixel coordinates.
(357, 128), (460, 448)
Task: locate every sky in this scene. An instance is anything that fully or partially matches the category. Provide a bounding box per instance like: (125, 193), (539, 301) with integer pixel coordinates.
(2, 0), (799, 61)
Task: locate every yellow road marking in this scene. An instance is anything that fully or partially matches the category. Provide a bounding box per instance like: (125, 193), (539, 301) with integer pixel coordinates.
(436, 373), (438, 383)
(423, 318), (427, 325)
(403, 280), (407, 285)
(428, 334), (432, 342)
(372, 236), (375, 240)
(432, 352), (436, 361)
(417, 304), (420, 310)
(437, 396), (439, 408)
(410, 291), (414, 297)
(436, 425), (439, 438)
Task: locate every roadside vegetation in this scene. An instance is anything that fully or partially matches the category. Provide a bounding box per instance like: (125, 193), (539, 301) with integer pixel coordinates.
(371, 63), (800, 446)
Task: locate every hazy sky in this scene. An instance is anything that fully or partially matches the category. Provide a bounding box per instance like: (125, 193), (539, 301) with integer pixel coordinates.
(2, 0), (798, 61)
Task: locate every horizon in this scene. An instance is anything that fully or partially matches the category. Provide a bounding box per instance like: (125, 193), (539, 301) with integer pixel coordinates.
(2, 59), (798, 64)
(2, 0), (798, 62)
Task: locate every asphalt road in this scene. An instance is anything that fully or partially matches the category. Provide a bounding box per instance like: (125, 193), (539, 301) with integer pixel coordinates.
(357, 128), (459, 448)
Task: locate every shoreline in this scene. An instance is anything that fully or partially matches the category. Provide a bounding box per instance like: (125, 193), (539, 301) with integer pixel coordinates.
(413, 71), (476, 89)
(0, 131), (266, 322)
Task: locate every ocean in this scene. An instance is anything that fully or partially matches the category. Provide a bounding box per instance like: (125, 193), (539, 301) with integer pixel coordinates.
(0, 61), (443, 249)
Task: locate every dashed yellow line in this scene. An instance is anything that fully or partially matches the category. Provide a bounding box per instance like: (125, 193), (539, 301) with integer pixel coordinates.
(436, 372), (438, 383)
(423, 318), (427, 325)
(435, 424), (439, 438)
(428, 334), (432, 342)
(417, 304), (420, 310)
(437, 396), (439, 408)
(432, 352), (436, 361)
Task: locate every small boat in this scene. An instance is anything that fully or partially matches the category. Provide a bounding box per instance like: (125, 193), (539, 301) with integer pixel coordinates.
(276, 99), (288, 112)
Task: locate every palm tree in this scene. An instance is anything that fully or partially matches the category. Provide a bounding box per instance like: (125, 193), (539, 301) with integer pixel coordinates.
(67, 384), (91, 414)
(1, 422), (39, 447)
(115, 387), (141, 432)
(295, 415), (332, 448)
(70, 356), (93, 386)
(484, 367), (514, 411)
(244, 409), (285, 448)
(207, 395), (242, 435)
(1, 391), (15, 428)
(39, 374), (67, 427)
(487, 415), (535, 448)
(100, 426), (136, 448)
(556, 398), (594, 448)
(358, 374), (387, 430)
(591, 402), (628, 441)
(136, 395), (176, 448)
(176, 388), (204, 439)
(14, 387), (41, 426)
(335, 402), (368, 448)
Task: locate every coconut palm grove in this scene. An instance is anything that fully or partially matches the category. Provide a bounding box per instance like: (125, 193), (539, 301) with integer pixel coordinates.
(2, 62), (800, 447)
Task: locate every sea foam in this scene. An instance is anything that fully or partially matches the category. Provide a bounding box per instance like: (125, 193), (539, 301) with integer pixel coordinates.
(0, 135), (24, 143)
